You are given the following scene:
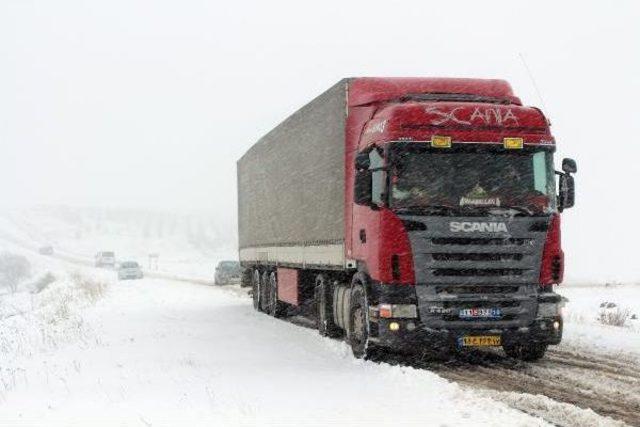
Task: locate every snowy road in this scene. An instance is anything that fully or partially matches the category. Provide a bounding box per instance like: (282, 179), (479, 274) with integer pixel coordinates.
(1, 228), (639, 426)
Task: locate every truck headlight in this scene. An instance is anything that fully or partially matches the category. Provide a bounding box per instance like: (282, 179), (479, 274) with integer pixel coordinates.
(538, 303), (561, 317)
(378, 304), (418, 319)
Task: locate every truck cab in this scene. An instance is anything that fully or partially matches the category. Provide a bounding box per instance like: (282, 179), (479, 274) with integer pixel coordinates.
(345, 80), (576, 359)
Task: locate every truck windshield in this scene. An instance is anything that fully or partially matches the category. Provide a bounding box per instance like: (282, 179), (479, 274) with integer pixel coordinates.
(389, 143), (557, 215)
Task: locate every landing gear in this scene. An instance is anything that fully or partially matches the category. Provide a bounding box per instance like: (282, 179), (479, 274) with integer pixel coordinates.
(252, 269), (262, 311)
(267, 271), (285, 317)
(315, 274), (342, 338)
(503, 342), (548, 361)
(260, 270), (270, 312)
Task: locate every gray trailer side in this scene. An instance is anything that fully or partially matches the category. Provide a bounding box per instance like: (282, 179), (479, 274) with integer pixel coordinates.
(237, 80), (349, 269)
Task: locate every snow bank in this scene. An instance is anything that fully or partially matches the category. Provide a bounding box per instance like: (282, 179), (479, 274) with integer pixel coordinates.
(558, 284), (640, 358)
(0, 268), (110, 391)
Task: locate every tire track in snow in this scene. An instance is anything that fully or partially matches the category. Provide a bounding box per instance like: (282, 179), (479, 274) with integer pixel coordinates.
(405, 349), (640, 426)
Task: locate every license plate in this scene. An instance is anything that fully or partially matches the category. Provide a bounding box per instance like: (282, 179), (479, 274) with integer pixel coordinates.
(458, 335), (502, 347)
(459, 308), (502, 319)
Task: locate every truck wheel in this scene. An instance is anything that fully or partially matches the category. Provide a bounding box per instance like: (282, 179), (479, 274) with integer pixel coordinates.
(503, 342), (548, 361)
(267, 271), (285, 318)
(252, 269), (262, 311)
(260, 270), (270, 312)
(315, 275), (342, 338)
(348, 284), (378, 359)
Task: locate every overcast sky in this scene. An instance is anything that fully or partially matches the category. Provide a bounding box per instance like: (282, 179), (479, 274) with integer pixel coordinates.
(1, 0), (639, 281)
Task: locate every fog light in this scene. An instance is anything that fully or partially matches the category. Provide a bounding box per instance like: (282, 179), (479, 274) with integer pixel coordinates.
(389, 322), (400, 331)
(553, 321), (560, 330)
(406, 322), (416, 331)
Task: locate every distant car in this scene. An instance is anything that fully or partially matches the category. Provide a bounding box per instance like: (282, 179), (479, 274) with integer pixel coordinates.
(214, 261), (241, 285)
(38, 246), (54, 255)
(95, 251), (116, 268)
(117, 261), (143, 280)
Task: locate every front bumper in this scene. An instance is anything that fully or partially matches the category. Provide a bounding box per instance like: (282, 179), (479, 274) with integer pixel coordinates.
(370, 316), (563, 351)
(367, 283), (563, 350)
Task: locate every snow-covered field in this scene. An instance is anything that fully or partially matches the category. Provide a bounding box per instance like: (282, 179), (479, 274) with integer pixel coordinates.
(1, 206), (639, 426)
(559, 284), (640, 356)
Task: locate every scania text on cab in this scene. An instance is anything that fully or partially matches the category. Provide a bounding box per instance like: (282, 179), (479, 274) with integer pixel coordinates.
(237, 78), (576, 360)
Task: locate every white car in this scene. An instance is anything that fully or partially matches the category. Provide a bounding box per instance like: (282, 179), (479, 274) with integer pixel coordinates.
(95, 251), (116, 268)
(117, 261), (143, 280)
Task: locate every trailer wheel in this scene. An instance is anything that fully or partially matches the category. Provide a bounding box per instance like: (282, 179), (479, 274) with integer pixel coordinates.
(503, 342), (548, 361)
(252, 269), (262, 311)
(315, 275), (342, 338)
(260, 270), (270, 312)
(348, 284), (379, 359)
(267, 271), (285, 318)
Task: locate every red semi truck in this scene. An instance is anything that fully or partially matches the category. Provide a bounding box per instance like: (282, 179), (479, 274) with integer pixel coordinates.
(237, 78), (576, 360)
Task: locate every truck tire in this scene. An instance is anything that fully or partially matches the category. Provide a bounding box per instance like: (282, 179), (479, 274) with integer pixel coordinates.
(260, 270), (270, 312)
(252, 269), (262, 311)
(267, 271), (285, 318)
(315, 274), (342, 338)
(348, 283), (379, 359)
(503, 342), (548, 361)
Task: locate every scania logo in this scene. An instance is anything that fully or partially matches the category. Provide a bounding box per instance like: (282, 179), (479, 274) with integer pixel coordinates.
(449, 221), (508, 233)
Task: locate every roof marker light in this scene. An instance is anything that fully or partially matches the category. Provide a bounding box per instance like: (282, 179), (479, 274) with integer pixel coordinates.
(431, 135), (451, 148)
(503, 137), (524, 149)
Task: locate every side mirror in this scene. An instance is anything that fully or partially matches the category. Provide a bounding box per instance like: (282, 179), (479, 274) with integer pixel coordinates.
(354, 170), (373, 206)
(355, 152), (370, 171)
(558, 174), (575, 211)
(562, 158), (577, 174)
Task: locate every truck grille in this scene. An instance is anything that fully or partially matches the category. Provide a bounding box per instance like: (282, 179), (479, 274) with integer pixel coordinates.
(435, 285), (519, 295)
(431, 237), (533, 246)
(432, 268), (525, 277)
(404, 215), (548, 329)
(412, 224), (546, 285)
(432, 253), (523, 262)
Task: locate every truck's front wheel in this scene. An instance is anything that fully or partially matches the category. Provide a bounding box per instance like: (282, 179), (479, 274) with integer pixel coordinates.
(503, 342), (548, 361)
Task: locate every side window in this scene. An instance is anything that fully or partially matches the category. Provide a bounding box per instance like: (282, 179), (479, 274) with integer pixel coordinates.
(369, 148), (385, 205)
(532, 152), (547, 193)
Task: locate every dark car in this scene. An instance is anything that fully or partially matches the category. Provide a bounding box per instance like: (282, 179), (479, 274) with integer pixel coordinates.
(214, 261), (241, 285)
